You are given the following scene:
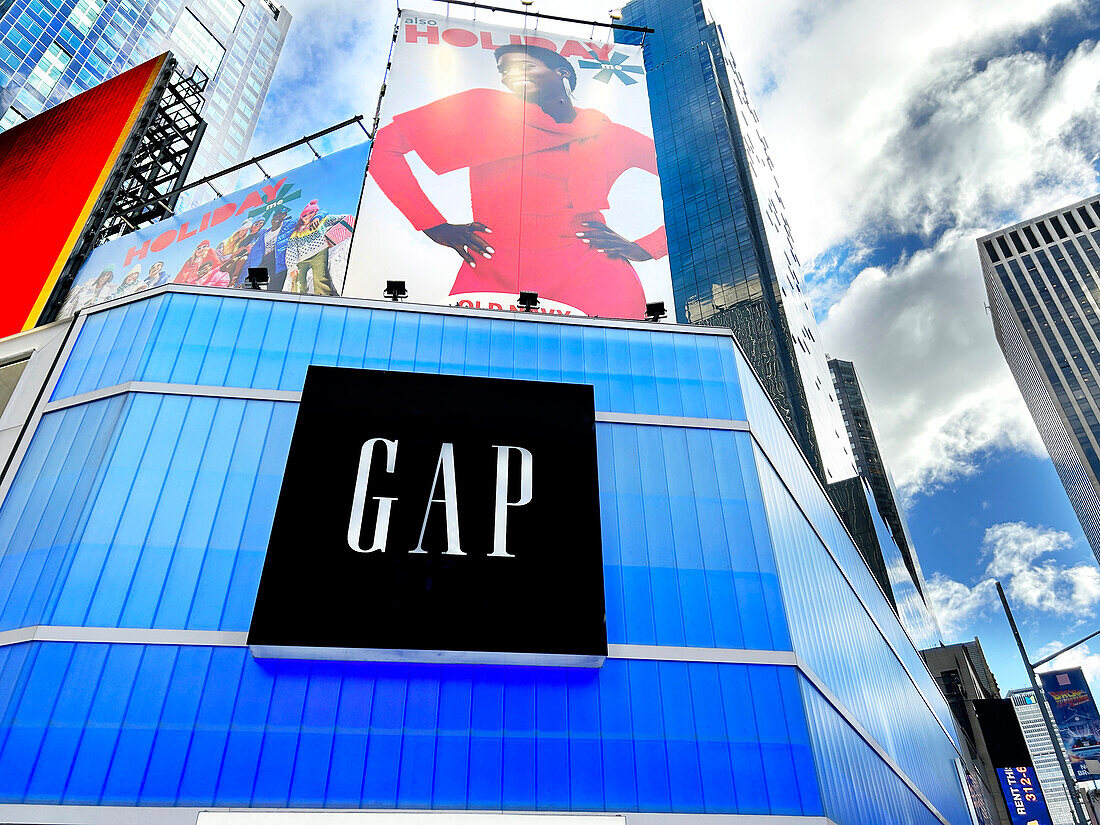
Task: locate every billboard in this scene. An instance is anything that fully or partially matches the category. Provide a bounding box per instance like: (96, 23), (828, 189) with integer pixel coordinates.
(250, 368), (606, 667)
(996, 766), (1053, 825)
(59, 142), (369, 317)
(347, 10), (672, 319)
(1041, 667), (1100, 781)
(0, 54), (168, 338)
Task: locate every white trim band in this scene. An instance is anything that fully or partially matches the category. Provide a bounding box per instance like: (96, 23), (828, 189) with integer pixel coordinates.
(42, 383), (753, 433)
(0, 806), (838, 825)
(595, 412), (750, 430)
(0, 625), (248, 647)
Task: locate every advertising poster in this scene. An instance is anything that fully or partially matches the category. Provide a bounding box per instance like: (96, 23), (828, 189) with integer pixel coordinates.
(347, 9), (673, 319)
(996, 766), (1053, 825)
(0, 54), (168, 337)
(58, 141), (369, 318)
(1041, 667), (1100, 781)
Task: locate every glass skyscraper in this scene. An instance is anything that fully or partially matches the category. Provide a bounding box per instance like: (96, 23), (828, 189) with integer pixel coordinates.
(980, 195), (1100, 564)
(0, 0), (289, 186)
(619, 0), (945, 648)
(620, 0), (857, 487)
(830, 356), (940, 646)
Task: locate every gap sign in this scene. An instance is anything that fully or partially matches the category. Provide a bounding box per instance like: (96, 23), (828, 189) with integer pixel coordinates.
(249, 367), (606, 666)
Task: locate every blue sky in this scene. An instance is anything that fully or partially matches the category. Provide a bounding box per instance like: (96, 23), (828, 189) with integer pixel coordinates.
(252, 0), (1100, 691)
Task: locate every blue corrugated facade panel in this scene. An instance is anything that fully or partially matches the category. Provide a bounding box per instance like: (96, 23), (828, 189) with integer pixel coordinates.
(0, 290), (969, 823)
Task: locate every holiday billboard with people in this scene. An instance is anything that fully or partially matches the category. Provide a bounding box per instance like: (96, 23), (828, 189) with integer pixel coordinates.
(346, 10), (673, 319)
(58, 142), (369, 319)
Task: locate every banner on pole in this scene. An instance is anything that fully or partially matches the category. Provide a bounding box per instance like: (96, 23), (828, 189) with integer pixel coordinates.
(1041, 667), (1100, 781)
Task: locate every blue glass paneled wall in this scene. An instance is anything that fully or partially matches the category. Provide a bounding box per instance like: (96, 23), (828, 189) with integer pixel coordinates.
(0, 290), (969, 824)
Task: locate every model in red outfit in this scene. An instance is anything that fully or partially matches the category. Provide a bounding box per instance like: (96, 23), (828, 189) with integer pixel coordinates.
(369, 45), (667, 319)
(174, 240), (223, 285)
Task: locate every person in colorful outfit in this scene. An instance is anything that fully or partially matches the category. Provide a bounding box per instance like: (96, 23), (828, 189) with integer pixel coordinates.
(245, 206), (295, 291)
(368, 44), (667, 319)
(285, 200), (355, 296)
(192, 261), (230, 288)
(142, 261), (168, 289)
(223, 218), (266, 286)
(60, 266), (116, 316)
(113, 265), (143, 298)
(175, 240), (222, 284)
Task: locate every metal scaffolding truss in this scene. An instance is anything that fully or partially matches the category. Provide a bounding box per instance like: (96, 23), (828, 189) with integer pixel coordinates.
(41, 54), (207, 325)
(97, 60), (208, 244)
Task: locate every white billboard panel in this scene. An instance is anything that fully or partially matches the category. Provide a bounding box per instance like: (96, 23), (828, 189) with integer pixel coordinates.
(347, 10), (671, 320)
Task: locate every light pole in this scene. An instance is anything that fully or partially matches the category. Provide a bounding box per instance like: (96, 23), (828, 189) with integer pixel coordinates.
(997, 581), (1092, 825)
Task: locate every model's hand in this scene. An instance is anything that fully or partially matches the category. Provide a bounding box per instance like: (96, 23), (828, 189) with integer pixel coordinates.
(577, 222), (653, 261)
(424, 222), (494, 267)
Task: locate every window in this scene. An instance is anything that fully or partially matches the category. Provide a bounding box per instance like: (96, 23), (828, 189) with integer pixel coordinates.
(0, 107), (27, 131)
(0, 41), (20, 73)
(171, 10), (225, 77)
(150, 6), (173, 33)
(16, 12), (45, 40)
(206, 0), (244, 29)
(0, 357), (30, 419)
(25, 42), (71, 99)
(67, 0), (105, 35)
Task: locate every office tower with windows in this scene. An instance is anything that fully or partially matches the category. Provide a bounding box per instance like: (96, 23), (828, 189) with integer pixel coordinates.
(0, 0), (289, 184)
(620, 0), (857, 488)
(980, 196), (1100, 563)
(1008, 688), (1076, 825)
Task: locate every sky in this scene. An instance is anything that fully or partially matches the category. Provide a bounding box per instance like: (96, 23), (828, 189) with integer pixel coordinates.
(249, 0), (1100, 692)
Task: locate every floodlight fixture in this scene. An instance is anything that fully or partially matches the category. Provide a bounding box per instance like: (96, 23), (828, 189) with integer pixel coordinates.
(245, 267), (269, 290)
(645, 301), (667, 322)
(383, 280), (408, 301)
(517, 291), (540, 312)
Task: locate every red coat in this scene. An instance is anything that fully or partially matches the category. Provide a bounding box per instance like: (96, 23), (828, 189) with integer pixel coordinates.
(174, 248), (223, 285)
(370, 88), (667, 317)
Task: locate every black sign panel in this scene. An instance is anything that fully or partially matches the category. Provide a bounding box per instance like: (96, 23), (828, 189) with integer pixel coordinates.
(248, 366), (606, 666)
(975, 698), (1034, 767)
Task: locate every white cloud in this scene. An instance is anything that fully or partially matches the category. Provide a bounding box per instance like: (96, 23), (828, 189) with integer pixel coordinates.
(820, 230), (1048, 498)
(716, 0), (1100, 496)
(719, 0), (1086, 255)
(1037, 642), (1100, 686)
(986, 521), (1100, 613)
(925, 521), (1099, 640)
(925, 573), (996, 639)
(251, 1), (391, 155)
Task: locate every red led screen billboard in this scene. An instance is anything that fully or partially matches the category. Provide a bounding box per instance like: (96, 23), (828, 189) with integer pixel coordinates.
(0, 54), (167, 338)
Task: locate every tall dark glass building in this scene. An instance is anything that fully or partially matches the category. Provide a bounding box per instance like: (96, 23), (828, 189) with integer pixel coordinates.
(828, 357), (941, 647)
(620, 0), (943, 648)
(620, 0), (856, 487)
(830, 359), (932, 596)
